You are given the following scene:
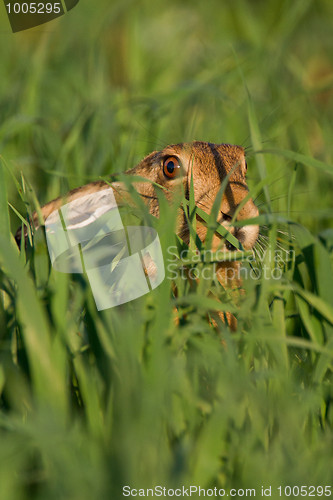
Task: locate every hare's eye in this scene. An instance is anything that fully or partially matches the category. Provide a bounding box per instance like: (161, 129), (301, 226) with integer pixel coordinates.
(163, 156), (181, 179)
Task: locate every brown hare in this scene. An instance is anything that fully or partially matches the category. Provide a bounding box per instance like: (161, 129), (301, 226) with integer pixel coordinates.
(15, 141), (259, 327)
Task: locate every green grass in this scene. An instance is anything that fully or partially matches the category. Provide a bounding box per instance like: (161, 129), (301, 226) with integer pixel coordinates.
(1, 0), (333, 498)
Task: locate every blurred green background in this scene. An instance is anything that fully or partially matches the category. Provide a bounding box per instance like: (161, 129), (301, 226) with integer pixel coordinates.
(1, 0), (333, 226)
(0, 1), (333, 499)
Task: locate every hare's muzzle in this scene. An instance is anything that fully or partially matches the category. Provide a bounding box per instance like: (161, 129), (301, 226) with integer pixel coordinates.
(232, 201), (259, 250)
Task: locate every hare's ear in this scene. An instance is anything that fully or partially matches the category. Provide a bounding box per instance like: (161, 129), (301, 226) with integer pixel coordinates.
(241, 158), (248, 176)
(128, 150), (162, 177)
(138, 150), (160, 166)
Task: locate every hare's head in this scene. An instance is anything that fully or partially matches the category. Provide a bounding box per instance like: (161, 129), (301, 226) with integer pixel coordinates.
(131, 141), (259, 250)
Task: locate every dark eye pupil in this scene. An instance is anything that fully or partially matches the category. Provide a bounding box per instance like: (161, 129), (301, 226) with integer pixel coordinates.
(167, 161), (175, 174)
